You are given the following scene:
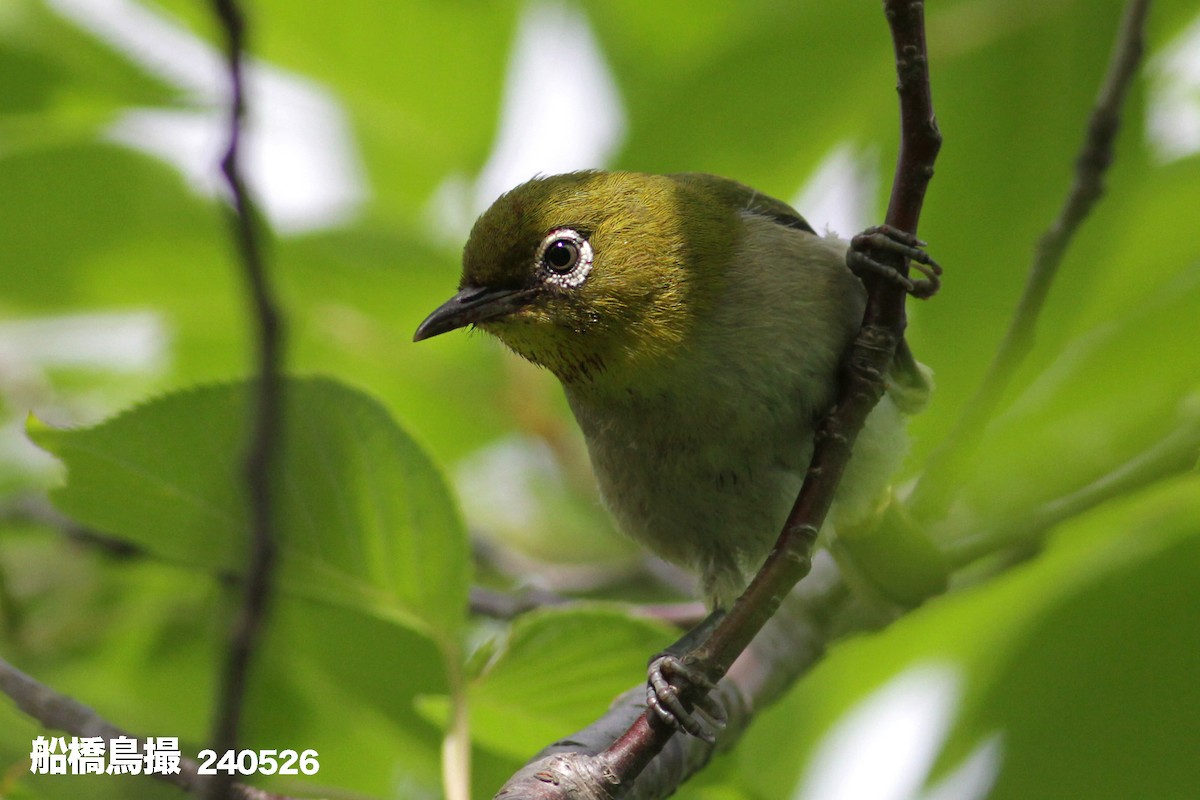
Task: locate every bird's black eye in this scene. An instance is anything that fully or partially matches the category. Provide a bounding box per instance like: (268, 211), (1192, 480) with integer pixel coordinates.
(543, 238), (579, 273)
(536, 227), (593, 289)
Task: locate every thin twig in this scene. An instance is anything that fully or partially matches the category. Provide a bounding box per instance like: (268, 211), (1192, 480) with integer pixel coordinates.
(0, 560), (20, 641)
(0, 656), (291, 800)
(0, 494), (145, 559)
(491, 412), (1197, 800)
(469, 586), (571, 620)
(945, 407), (1200, 569)
(494, 2), (941, 794)
(909, 0), (1152, 523)
(0, 495), (142, 642)
(206, 2), (285, 799)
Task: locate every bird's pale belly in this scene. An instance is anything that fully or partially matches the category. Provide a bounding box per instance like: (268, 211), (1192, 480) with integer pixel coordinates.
(569, 387), (816, 607)
(566, 371), (910, 609)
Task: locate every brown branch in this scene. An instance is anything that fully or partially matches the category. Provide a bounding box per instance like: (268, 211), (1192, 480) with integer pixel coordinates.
(0, 656), (291, 800)
(495, 408), (1198, 799)
(495, 555), (861, 800)
(908, 0), (1152, 523)
(494, 2), (941, 795)
(206, 2), (285, 799)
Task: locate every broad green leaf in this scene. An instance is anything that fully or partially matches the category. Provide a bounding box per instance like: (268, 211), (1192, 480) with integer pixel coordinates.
(249, 599), (446, 798)
(27, 377), (469, 639)
(419, 605), (675, 759)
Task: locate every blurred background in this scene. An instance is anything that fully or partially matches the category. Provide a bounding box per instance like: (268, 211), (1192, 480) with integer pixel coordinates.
(1, 0), (1198, 798)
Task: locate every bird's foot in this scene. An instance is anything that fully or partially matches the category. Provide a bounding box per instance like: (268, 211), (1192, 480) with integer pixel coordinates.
(848, 224), (942, 299)
(646, 652), (727, 743)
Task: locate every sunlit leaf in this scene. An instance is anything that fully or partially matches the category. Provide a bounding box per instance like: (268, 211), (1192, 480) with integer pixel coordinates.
(28, 377), (469, 639)
(419, 605), (674, 759)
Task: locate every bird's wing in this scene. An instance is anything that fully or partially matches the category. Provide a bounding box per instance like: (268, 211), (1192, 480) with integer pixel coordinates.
(671, 172), (932, 413)
(668, 172), (816, 235)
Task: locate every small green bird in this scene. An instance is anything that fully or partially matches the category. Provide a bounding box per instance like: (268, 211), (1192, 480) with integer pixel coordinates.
(422, 175), (936, 738)
(416, 170), (936, 605)
(415, 170), (934, 730)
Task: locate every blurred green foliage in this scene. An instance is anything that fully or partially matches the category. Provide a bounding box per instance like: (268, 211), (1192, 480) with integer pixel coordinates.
(1, 1), (1198, 799)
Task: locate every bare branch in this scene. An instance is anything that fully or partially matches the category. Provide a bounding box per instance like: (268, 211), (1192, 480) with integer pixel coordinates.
(909, 0), (1153, 523)
(495, 555), (862, 800)
(0, 656), (291, 800)
(206, 2), (285, 798)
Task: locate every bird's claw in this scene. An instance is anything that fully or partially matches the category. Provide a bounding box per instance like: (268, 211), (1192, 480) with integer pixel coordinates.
(848, 224), (942, 299)
(646, 653), (727, 743)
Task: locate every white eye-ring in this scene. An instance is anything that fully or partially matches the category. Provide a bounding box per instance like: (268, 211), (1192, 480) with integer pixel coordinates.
(536, 227), (593, 289)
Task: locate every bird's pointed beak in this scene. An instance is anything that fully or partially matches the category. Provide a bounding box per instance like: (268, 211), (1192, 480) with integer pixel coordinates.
(413, 285), (535, 342)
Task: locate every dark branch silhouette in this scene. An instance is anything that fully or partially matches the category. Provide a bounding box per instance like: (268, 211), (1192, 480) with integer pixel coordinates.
(206, 2), (285, 799)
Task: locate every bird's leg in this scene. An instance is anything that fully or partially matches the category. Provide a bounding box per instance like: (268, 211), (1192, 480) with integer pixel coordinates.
(847, 224), (942, 299)
(646, 609), (728, 742)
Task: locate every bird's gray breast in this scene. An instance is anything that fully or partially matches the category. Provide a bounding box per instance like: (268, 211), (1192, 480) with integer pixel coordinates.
(565, 217), (868, 603)
(566, 376), (812, 586)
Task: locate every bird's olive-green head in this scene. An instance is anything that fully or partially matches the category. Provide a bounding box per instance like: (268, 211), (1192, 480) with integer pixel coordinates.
(414, 171), (743, 386)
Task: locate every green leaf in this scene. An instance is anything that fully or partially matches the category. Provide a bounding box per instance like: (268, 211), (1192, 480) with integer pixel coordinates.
(27, 376), (469, 640)
(944, 479), (1200, 800)
(967, 264), (1200, 517)
(418, 606), (675, 759)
